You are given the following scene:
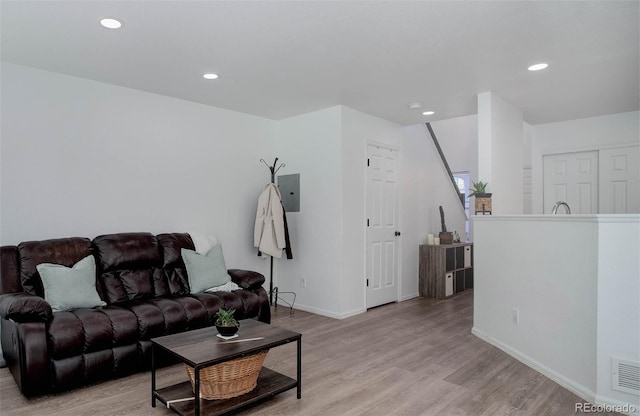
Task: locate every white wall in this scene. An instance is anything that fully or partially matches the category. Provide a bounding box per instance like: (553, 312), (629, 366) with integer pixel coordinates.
(341, 107), (407, 306)
(0, 62), (472, 324)
(430, 114), (478, 182)
(276, 106), (414, 317)
(477, 92), (524, 214)
(402, 123), (467, 298)
(531, 111), (640, 213)
(273, 106), (343, 317)
(0, 63), (276, 273)
(430, 114), (478, 239)
(275, 106), (467, 317)
(473, 214), (640, 413)
(403, 124), (467, 241)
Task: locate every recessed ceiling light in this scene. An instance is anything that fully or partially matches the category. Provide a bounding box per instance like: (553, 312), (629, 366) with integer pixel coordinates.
(422, 111), (435, 116)
(528, 63), (549, 71)
(100, 18), (122, 29)
(203, 73), (219, 80)
(409, 103), (422, 110)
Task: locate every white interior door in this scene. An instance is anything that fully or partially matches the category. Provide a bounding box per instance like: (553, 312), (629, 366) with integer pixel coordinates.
(366, 144), (399, 309)
(543, 151), (598, 214)
(599, 145), (640, 213)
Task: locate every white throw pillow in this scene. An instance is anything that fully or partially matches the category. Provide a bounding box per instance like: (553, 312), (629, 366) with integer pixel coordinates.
(182, 244), (231, 293)
(36, 255), (106, 312)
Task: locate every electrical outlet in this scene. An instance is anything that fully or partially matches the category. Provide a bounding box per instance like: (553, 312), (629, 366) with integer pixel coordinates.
(299, 278), (306, 288)
(512, 308), (520, 324)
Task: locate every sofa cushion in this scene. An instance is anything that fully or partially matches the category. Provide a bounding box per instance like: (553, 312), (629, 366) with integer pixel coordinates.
(126, 302), (166, 340)
(98, 306), (138, 346)
(155, 233), (193, 297)
(36, 255), (106, 312)
(150, 298), (188, 334)
(190, 291), (246, 323)
(17, 238), (92, 297)
(170, 296), (208, 330)
(48, 311), (85, 359)
(182, 245), (231, 293)
(93, 233), (160, 303)
(72, 308), (114, 353)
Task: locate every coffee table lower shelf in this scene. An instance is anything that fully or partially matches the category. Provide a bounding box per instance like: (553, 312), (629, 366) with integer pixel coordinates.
(154, 368), (297, 416)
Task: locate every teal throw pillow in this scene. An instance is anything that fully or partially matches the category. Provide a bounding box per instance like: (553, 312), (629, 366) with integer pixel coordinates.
(36, 255), (106, 312)
(182, 244), (231, 294)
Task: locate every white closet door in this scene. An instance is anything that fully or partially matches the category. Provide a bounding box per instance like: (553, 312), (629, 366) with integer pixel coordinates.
(543, 151), (598, 214)
(599, 145), (640, 213)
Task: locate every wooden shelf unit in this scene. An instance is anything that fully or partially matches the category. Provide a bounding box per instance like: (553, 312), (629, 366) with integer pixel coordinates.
(419, 242), (473, 300)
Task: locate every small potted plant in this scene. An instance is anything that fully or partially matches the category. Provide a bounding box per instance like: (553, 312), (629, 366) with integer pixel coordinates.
(215, 308), (240, 337)
(469, 181), (492, 214)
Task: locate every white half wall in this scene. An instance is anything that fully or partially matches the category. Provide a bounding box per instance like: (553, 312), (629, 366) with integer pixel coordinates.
(473, 214), (640, 413)
(0, 62), (276, 273)
(596, 217), (640, 410)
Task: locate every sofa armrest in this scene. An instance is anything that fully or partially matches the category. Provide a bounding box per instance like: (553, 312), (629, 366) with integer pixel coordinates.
(228, 269), (265, 290)
(1, 319), (51, 396)
(0, 293), (53, 323)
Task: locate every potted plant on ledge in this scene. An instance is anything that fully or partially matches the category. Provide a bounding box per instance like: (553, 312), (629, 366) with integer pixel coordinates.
(469, 181), (492, 215)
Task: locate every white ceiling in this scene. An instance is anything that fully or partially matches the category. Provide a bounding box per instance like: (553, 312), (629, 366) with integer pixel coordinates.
(1, 1), (638, 126)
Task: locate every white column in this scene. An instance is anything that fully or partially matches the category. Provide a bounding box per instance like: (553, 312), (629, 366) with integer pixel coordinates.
(477, 92), (524, 214)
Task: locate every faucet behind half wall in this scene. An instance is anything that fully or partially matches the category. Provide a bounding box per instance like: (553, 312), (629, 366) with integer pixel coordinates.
(552, 201), (571, 214)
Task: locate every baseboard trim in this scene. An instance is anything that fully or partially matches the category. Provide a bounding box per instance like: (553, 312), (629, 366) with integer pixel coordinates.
(471, 327), (597, 404)
(280, 302), (366, 320)
(400, 292), (419, 302)
(472, 327), (639, 415)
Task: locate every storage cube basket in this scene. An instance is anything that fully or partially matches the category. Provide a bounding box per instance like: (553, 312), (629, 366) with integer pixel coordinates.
(184, 350), (269, 400)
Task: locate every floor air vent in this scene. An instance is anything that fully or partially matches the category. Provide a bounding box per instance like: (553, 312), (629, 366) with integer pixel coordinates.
(612, 357), (640, 394)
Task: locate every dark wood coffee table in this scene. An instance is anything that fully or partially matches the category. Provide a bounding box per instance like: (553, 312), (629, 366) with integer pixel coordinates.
(151, 320), (301, 416)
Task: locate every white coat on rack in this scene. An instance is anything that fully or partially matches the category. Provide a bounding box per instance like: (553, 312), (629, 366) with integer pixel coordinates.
(254, 183), (286, 258)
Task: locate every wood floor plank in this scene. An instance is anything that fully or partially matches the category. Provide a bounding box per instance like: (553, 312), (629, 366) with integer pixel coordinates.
(0, 292), (620, 415)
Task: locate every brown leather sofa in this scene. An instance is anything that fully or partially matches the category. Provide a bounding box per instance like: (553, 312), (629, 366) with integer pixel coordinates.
(0, 232), (270, 396)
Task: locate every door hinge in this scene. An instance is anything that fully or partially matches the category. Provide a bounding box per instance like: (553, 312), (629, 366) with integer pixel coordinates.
(367, 218), (370, 227)
(366, 278), (369, 287)
(367, 158), (370, 167)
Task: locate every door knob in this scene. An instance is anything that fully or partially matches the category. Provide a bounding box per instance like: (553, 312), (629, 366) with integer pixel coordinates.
(395, 231), (401, 236)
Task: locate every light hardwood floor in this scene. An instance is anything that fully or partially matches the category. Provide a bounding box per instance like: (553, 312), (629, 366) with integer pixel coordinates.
(0, 292), (616, 416)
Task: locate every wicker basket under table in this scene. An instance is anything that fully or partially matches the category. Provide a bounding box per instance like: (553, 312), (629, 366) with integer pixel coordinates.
(185, 350), (269, 400)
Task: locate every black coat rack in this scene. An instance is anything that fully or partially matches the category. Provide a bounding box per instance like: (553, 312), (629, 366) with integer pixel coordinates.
(260, 157), (285, 305)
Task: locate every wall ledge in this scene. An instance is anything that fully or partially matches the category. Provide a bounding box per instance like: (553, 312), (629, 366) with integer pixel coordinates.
(472, 214), (640, 224)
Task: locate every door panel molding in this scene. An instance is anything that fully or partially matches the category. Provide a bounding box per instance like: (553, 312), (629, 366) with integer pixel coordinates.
(366, 143), (400, 308)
